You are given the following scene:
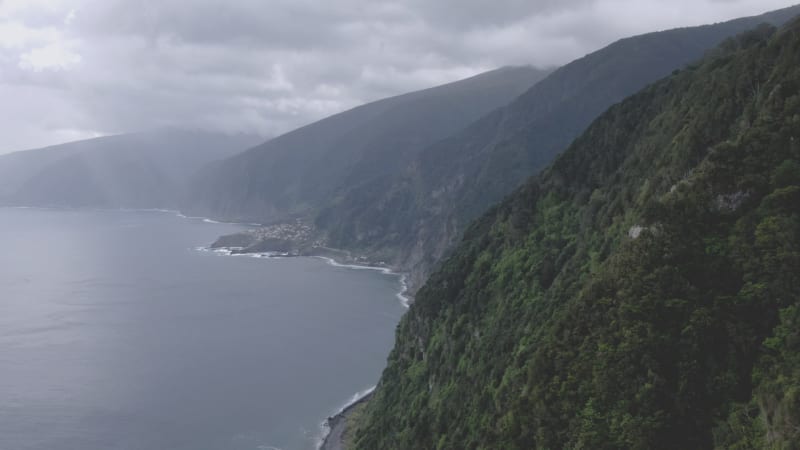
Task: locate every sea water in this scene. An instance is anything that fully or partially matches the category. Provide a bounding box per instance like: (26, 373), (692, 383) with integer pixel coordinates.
(0, 207), (406, 450)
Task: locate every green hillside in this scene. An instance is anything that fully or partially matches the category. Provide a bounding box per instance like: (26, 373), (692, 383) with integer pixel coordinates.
(351, 21), (800, 450)
(317, 5), (800, 293)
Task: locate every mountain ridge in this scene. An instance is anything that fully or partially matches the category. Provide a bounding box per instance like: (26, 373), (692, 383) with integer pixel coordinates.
(314, 4), (800, 293)
(186, 65), (552, 221)
(348, 19), (800, 449)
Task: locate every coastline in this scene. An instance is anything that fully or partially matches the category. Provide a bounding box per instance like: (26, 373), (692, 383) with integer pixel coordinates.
(200, 247), (407, 448)
(199, 245), (412, 309)
(318, 389), (374, 450)
(108, 207), (405, 447)
(5, 206), (396, 449)
(197, 244), (408, 448)
(170, 211), (405, 448)
(313, 256), (411, 308)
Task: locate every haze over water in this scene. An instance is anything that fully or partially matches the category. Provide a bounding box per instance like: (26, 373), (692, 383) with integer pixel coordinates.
(0, 208), (406, 450)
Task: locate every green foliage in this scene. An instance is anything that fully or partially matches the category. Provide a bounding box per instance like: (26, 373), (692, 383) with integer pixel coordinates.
(314, 7), (800, 292)
(352, 20), (800, 450)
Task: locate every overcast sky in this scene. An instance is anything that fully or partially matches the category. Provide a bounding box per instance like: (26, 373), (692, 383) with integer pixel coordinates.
(0, 0), (797, 153)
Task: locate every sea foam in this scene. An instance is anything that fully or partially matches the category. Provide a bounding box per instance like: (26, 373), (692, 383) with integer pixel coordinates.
(315, 257), (410, 308)
(315, 385), (377, 450)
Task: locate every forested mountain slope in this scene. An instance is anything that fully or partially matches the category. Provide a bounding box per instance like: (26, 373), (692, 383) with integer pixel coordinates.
(317, 5), (800, 291)
(186, 66), (550, 221)
(0, 129), (258, 209)
(351, 21), (800, 450)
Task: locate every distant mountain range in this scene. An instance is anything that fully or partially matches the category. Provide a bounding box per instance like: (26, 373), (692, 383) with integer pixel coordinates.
(185, 65), (551, 221)
(0, 129), (260, 209)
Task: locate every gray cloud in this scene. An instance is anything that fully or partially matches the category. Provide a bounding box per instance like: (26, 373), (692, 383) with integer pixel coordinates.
(0, 0), (797, 153)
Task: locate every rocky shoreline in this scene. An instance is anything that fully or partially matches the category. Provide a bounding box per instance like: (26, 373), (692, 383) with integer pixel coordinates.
(319, 391), (373, 450)
(210, 220), (405, 281)
(209, 221), (403, 450)
(208, 218), (439, 301)
(210, 219), (321, 253)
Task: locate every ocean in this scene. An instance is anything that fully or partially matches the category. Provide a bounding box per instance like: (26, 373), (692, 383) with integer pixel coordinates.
(0, 207), (406, 450)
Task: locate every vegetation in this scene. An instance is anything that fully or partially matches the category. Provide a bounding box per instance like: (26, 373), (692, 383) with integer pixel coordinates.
(351, 21), (800, 449)
(316, 5), (800, 292)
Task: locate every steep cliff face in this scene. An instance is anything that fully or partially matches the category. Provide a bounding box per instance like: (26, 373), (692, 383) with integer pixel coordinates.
(351, 22), (800, 450)
(186, 66), (551, 222)
(316, 5), (800, 294)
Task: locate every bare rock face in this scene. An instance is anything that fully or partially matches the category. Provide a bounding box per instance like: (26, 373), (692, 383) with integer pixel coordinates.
(714, 191), (750, 212)
(628, 225), (645, 239)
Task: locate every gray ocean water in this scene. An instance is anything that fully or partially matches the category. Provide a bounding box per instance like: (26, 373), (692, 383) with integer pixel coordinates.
(0, 207), (406, 450)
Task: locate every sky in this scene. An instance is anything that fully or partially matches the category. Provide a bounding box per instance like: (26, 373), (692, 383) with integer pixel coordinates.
(0, 0), (797, 154)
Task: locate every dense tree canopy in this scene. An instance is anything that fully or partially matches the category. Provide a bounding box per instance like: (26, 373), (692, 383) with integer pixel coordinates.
(351, 21), (800, 450)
